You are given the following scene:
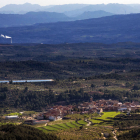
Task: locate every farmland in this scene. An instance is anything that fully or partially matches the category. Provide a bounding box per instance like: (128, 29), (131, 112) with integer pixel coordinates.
(36, 112), (120, 139)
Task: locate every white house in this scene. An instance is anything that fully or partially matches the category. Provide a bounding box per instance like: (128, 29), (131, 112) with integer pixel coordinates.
(48, 116), (62, 121)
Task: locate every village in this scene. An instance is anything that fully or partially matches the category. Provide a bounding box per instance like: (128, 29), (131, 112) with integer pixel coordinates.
(16, 97), (140, 125)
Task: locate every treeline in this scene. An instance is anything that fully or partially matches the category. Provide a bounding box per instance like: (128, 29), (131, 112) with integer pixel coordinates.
(86, 73), (124, 80)
(114, 114), (140, 140)
(1, 58), (140, 80)
(118, 128), (140, 140)
(2, 42), (140, 61)
(1, 85), (140, 110)
(114, 114), (140, 130)
(0, 124), (60, 140)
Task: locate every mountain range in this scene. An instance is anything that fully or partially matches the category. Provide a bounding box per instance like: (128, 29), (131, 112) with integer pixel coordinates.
(0, 12), (70, 27)
(1, 3), (140, 28)
(1, 3), (140, 15)
(75, 10), (113, 20)
(0, 13), (140, 44)
(0, 11), (113, 27)
(64, 4), (140, 17)
(0, 3), (88, 14)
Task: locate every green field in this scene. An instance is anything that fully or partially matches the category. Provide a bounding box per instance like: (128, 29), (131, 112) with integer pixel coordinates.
(0, 122), (17, 126)
(89, 119), (103, 124)
(71, 121), (82, 127)
(65, 122), (77, 128)
(38, 121), (85, 132)
(4, 112), (22, 116)
(98, 112), (121, 120)
(89, 111), (121, 126)
(42, 126), (59, 131)
(37, 112), (120, 132)
(77, 120), (88, 125)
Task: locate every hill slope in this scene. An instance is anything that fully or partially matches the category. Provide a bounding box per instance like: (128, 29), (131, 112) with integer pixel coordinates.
(64, 3), (140, 16)
(0, 11), (114, 27)
(0, 13), (140, 44)
(75, 10), (114, 20)
(0, 12), (70, 27)
(0, 124), (60, 140)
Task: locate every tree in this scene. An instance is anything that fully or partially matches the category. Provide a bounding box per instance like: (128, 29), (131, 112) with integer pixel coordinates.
(91, 84), (95, 91)
(24, 87), (28, 92)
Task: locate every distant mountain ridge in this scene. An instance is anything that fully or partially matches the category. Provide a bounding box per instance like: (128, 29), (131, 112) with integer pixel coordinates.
(75, 10), (114, 20)
(64, 3), (140, 17)
(1, 3), (140, 15)
(0, 13), (140, 44)
(0, 3), (43, 14)
(0, 12), (70, 27)
(0, 10), (114, 27)
(0, 3), (87, 14)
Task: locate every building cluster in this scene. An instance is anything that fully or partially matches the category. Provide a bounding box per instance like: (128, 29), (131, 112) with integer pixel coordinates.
(34, 99), (140, 122)
(5, 99), (140, 125)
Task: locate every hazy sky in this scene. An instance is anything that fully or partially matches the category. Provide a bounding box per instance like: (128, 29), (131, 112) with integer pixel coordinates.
(0, 0), (140, 8)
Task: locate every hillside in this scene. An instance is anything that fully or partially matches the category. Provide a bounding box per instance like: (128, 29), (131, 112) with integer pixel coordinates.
(0, 124), (60, 140)
(0, 12), (70, 27)
(0, 10), (115, 27)
(0, 13), (140, 44)
(75, 10), (114, 20)
(65, 3), (139, 16)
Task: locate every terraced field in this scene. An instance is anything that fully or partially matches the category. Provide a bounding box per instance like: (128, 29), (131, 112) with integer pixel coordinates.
(89, 119), (103, 124)
(38, 121), (83, 132)
(71, 121), (82, 127)
(77, 120), (88, 125)
(89, 111), (121, 126)
(37, 112), (121, 133)
(98, 112), (121, 120)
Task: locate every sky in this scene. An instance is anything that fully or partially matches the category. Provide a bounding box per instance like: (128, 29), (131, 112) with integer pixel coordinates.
(0, 0), (140, 8)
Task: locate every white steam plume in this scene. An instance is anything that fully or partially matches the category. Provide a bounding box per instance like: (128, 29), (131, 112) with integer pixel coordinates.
(1, 34), (12, 38)
(1, 34), (5, 38)
(1, 34), (12, 43)
(5, 36), (11, 38)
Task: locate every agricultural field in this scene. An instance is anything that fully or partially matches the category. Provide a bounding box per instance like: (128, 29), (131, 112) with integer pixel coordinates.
(55, 126), (112, 140)
(97, 112), (121, 121)
(38, 121), (82, 132)
(4, 112), (22, 116)
(36, 112), (120, 139)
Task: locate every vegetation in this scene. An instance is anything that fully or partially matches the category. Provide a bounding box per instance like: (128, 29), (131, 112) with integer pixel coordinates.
(112, 114), (140, 140)
(118, 128), (140, 140)
(98, 112), (121, 120)
(4, 112), (22, 116)
(1, 13), (140, 44)
(114, 114), (140, 130)
(0, 124), (60, 140)
(1, 42), (140, 139)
